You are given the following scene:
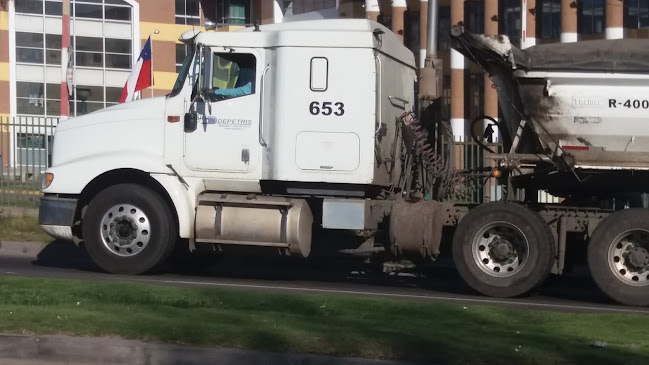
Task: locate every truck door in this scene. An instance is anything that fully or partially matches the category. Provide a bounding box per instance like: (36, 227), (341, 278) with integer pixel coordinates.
(183, 47), (263, 174)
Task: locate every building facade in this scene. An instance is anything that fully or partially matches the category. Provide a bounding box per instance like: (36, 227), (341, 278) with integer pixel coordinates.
(0, 0), (648, 168)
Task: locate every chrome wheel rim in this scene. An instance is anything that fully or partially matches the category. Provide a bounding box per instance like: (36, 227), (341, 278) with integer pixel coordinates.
(607, 229), (649, 287)
(100, 204), (151, 257)
(472, 221), (530, 278)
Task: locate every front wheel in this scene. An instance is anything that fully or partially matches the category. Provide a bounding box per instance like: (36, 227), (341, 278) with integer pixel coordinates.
(81, 184), (177, 275)
(452, 202), (556, 298)
(588, 209), (649, 306)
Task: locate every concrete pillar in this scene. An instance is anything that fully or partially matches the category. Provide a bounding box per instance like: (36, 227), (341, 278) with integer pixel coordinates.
(561, 0), (578, 43)
(522, 0), (537, 48)
(450, 0), (465, 140)
(484, 0), (499, 141)
(419, 0), (428, 68)
(391, 0), (407, 43)
(605, 0), (623, 39)
(365, 0), (380, 21)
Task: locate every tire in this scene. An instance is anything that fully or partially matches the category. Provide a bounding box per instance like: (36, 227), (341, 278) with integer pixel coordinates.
(81, 184), (177, 275)
(588, 209), (649, 307)
(452, 202), (555, 298)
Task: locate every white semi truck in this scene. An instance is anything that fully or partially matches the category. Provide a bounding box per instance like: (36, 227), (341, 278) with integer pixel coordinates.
(38, 16), (649, 307)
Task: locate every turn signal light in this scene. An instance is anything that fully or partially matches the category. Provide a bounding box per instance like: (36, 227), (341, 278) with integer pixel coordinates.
(42, 173), (54, 189)
(167, 115), (181, 123)
(492, 169), (502, 178)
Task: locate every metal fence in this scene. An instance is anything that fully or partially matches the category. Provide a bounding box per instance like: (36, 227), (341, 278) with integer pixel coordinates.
(0, 116), (559, 209)
(0, 116), (59, 208)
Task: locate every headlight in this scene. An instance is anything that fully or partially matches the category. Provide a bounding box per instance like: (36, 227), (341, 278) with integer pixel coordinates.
(42, 173), (54, 189)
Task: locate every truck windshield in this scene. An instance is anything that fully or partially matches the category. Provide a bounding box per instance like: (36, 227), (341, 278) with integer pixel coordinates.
(168, 43), (196, 97)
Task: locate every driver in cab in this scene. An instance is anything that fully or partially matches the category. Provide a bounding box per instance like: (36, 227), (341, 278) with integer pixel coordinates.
(210, 54), (255, 100)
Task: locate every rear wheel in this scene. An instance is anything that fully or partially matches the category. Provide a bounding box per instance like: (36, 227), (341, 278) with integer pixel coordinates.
(452, 202), (555, 297)
(82, 184), (177, 274)
(588, 209), (649, 306)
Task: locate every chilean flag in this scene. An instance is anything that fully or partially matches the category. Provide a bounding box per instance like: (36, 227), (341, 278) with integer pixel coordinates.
(119, 36), (153, 103)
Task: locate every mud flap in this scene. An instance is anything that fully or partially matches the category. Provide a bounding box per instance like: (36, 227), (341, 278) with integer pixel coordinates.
(388, 198), (451, 259)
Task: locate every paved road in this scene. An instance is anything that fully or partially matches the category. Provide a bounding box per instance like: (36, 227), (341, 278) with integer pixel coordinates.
(1, 241), (648, 315)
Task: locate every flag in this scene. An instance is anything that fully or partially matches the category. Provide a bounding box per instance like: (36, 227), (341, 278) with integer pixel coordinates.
(119, 36), (153, 103)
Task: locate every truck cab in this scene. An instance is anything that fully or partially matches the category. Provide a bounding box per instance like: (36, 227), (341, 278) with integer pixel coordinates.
(38, 19), (417, 274)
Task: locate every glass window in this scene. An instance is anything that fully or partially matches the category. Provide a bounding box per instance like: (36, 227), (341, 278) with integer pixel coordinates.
(211, 0), (252, 26)
(626, 0), (649, 29)
(16, 82), (45, 116)
(105, 38), (131, 54)
(75, 3), (103, 19)
(500, 0), (521, 47)
(17, 133), (46, 149)
(46, 83), (61, 100)
(537, 0), (561, 39)
(176, 0), (202, 25)
(75, 85), (104, 102)
(465, 1), (484, 34)
(105, 5), (131, 21)
(438, 7), (451, 51)
(15, 0), (44, 15)
(106, 87), (123, 103)
(75, 36), (103, 52)
(45, 1), (63, 16)
(17, 82), (44, 99)
(45, 49), (62, 65)
(579, 0), (605, 35)
(17, 48), (44, 63)
(46, 34), (62, 49)
(76, 52), (103, 67)
(176, 43), (188, 73)
(209, 52), (257, 100)
(16, 32), (44, 48)
(291, 0), (336, 15)
(105, 54), (130, 69)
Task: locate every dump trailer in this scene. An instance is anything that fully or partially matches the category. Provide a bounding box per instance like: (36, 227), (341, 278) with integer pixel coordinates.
(38, 18), (648, 308)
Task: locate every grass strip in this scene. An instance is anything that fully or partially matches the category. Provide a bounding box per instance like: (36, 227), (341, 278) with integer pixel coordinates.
(0, 276), (647, 364)
(0, 213), (50, 243)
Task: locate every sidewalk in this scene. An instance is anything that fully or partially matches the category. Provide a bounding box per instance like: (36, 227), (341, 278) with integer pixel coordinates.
(0, 334), (423, 365)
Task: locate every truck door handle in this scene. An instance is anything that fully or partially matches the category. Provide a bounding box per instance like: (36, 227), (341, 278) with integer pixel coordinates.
(259, 65), (270, 147)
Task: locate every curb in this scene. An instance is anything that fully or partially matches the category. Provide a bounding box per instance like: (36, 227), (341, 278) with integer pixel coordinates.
(0, 334), (423, 365)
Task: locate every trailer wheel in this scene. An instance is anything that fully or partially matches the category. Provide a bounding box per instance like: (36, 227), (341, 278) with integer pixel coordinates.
(452, 202), (555, 298)
(588, 209), (649, 306)
(82, 184), (177, 275)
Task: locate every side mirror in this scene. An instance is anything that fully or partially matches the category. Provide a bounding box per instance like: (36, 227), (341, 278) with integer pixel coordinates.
(200, 47), (213, 96)
(184, 112), (197, 133)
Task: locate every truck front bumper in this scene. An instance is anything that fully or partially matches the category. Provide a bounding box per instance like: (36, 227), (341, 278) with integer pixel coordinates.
(39, 196), (78, 242)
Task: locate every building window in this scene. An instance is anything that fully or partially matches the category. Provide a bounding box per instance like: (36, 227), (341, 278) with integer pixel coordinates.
(73, 36), (131, 69)
(16, 82), (62, 116)
(465, 1), (484, 34)
(176, 0), (201, 25)
(213, 0), (251, 25)
(438, 7), (451, 51)
(537, 0), (561, 39)
(291, 0), (337, 15)
(500, 0), (521, 47)
(626, 0), (649, 28)
(15, 32), (62, 65)
(579, 0), (605, 35)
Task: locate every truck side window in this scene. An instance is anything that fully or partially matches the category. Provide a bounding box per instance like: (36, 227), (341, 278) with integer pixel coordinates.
(210, 53), (256, 101)
(310, 57), (328, 92)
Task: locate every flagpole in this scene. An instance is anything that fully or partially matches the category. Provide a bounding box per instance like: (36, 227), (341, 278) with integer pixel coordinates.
(150, 34), (154, 98)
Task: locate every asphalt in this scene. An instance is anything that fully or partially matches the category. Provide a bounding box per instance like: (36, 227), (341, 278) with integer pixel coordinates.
(0, 333), (422, 365)
(1, 240), (648, 315)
